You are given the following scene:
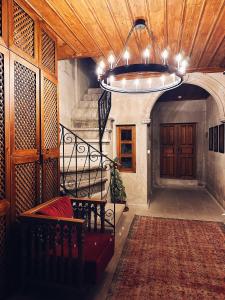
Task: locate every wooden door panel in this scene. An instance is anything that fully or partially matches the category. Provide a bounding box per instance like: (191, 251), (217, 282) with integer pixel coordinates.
(160, 125), (176, 177)
(39, 23), (58, 79)
(8, 0), (39, 66)
(161, 156), (175, 177)
(0, 0), (8, 47)
(177, 124), (196, 179)
(11, 157), (39, 218)
(10, 52), (40, 157)
(10, 52), (40, 220)
(0, 45), (10, 202)
(160, 123), (196, 179)
(41, 71), (59, 202)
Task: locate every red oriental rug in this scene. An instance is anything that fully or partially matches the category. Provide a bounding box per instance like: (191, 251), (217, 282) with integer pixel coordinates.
(107, 216), (225, 300)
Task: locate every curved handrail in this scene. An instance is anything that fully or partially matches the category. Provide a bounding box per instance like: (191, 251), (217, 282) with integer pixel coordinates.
(60, 123), (115, 166)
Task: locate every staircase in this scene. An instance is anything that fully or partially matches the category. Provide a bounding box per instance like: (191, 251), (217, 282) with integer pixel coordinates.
(60, 88), (125, 228)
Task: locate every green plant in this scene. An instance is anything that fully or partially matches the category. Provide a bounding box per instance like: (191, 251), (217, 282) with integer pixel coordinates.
(111, 158), (127, 203)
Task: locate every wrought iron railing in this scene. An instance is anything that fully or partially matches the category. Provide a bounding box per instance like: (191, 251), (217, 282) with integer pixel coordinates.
(60, 124), (116, 229)
(98, 91), (111, 152)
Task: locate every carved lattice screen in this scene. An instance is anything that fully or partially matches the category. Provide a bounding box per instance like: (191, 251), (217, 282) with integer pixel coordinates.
(14, 61), (36, 150)
(11, 54), (40, 219)
(43, 77), (58, 149)
(0, 52), (5, 200)
(15, 162), (37, 216)
(44, 158), (59, 201)
(13, 1), (35, 58)
(41, 73), (59, 202)
(41, 30), (56, 74)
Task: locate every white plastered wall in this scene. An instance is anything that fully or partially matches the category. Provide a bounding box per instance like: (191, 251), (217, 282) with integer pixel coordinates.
(110, 73), (225, 207)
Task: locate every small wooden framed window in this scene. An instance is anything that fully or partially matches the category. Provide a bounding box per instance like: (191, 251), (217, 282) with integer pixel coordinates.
(117, 125), (136, 172)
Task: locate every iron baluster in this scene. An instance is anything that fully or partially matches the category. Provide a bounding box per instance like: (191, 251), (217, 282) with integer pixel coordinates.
(60, 123), (116, 231)
(98, 91), (111, 153)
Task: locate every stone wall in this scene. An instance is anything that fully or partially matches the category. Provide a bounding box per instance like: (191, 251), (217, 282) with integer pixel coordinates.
(206, 96), (225, 208)
(58, 58), (99, 127)
(58, 59), (76, 128)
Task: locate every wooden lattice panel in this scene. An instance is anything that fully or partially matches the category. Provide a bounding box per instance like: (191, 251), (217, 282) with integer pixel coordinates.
(13, 1), (35, 58)
(45, 158), (58, 201)
(0, 52), (5, 199)
(41, 30), (56, 74)
(14, 61), (36, 150)
(0, 213), (7, 296)
(15, 162), (37, 216)
(43, 78), (58, 149)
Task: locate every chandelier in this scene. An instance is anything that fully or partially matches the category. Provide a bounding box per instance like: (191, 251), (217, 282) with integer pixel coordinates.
(96, 19), (188, 94)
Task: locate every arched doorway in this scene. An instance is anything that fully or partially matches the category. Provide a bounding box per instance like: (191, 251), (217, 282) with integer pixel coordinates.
(147, 81), (225, 212)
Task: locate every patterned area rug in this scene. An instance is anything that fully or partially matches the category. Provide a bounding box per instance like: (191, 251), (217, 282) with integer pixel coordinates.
(107, 216), (225, 300)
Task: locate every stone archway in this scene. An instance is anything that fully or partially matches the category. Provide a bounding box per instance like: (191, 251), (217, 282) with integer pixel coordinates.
(145, 73), (225, 206)
(143, 73), (225, 123)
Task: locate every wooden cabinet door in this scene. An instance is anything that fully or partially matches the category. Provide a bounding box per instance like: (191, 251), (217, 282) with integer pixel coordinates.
(10, 52), (40, 220)
(160, 123), (196, 179)
(177, 124), (196, 179)
(40, 71), (59, 202)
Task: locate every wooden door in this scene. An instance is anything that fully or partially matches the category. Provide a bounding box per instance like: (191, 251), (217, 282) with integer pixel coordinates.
(177, 124), (196, 178)
(10, 52), (40, 220)
(41, 71), (59, 202)
(160, 123), (196, 179)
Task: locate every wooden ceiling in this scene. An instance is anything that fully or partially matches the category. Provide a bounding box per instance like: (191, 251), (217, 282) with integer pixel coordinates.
(24, 0), (225, 72)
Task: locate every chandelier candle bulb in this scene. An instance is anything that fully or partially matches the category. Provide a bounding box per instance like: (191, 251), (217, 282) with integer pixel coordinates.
(96, 66), (103, 80)
(175, 53), (182, 69)
(99, 60), (105, 70)
(162, 49), (169, 65)
(181, 59), (188, 69)
(108, 54), (115, 69)
(143, 48), (150, 64)
(124, 50), (130, 65)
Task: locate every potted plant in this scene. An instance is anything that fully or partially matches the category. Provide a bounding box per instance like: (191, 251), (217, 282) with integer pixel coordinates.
(111, 158), (129, 212)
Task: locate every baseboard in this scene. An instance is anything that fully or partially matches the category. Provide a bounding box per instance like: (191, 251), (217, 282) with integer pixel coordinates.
(205, 188), (225, 212)
(154, 178), (205, 189)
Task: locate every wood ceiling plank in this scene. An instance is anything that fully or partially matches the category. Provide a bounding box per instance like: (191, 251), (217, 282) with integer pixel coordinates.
(83, 0), (124, 59)
(46, 0), (101, 56)
(179, 0), (206, 58)
(198, 4), (225, 67)
(189, 0), (224, 67)
(146, 0), (165, 61)
(167, 0), (185, 55)
(65, 0), (112, 59)
(126, 0), (152, 62)
(104, 0), (140, 64)
(58, 44), (76, 60)
(24, 0), (87, 56)
(209, 37), (225, 67)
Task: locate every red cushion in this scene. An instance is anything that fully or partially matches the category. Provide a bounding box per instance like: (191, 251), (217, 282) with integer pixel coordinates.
(48, 232), (114, 283)
(38, 196), (73, 218)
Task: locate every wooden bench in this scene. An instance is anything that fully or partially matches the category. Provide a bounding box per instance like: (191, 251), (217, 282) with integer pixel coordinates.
(19, 196), (115, 288)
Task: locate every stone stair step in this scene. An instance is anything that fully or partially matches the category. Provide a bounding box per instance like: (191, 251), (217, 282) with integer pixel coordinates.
(87, 88), (102, 95)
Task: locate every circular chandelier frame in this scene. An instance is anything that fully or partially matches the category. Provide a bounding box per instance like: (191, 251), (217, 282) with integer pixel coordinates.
(97, 18), (187, 94)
